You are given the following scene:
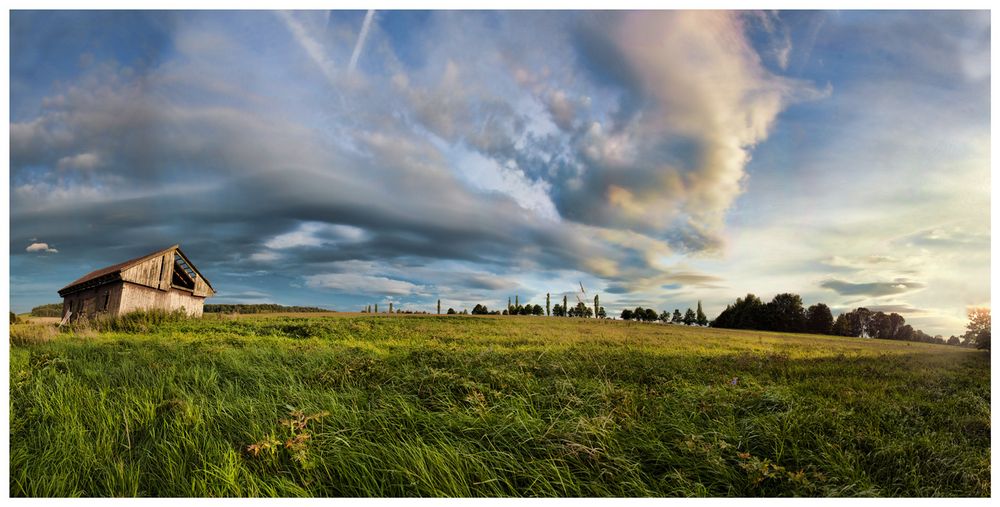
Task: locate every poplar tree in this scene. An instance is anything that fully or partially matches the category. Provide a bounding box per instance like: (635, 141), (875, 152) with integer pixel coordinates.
(594, 294), (600, 318)
(563, 295), (568, 317)
(375, 303), (378, 313)
(389, 302), (393, 314)
(437, 299), (441, 315)
(546, 293), (551, 316)
(696, 301), (708, 326)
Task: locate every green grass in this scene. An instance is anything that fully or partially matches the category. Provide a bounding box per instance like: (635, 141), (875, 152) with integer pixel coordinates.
(9, 315), (990, 497)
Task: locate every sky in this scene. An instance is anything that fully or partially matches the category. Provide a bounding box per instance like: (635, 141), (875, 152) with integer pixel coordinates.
(8, 10), (990, 336)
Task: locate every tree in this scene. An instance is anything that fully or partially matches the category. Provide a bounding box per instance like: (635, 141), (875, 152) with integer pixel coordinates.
(564, 295), (568, 317)
(508, 297), (513, 314)
(532, 304), (544, 316)
(596, 307), (606, 319)
(711, 294), (765, 330)
(375, 303), (378, 313)
(634, 307), (645, 322)
(868, 311), (890, 339)
(805, 303), (834, 335)
(546, 293), (551, 316)
(447, 308), (456, 315)
(832, 313), (852, 336)
(844, 308), (871, 337)
(594, 294), (600, 319)
(887, 313), (905, 339)
(947, 335), (961, 346)
(896, 324), (914, 342)
(471, 304), (488, 315)
(684, 308), (696, 325)
(659, 310), (671, 323)
(389, 302), (393, 314)
(570, 302), (593, 318)
(437, 299), (441, 315)
(552, 304), (565, 317)
(696, 301), (708, 326)
(913, 329), (933, 343)
(644, 308), (658, 322)
(672, 309), (682, 324)
(965, 307), (990, 350)
(763, 293), (806, 332)
(621, 309), (634, 321)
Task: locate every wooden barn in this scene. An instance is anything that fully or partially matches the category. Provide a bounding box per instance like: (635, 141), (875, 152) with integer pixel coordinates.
(57, 245), (215, 321)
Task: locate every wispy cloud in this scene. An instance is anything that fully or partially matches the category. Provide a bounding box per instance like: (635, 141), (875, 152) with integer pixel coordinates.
(820, 278), (925, 297)
(348, 10), (375, 74)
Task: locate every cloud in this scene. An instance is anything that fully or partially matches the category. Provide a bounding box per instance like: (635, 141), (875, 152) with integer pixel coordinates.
(544, 89), (584, 131)
(820, 278), (925, 297)
(552, 11), (819, 251)
(57, 152), (101, 171)
(305, 272), (424, 296)
(897, 225), (989, 249)
(26, 242), (58, 253)
(248, 251), (281, 262)
(821, 255), (900, 270)
(263, 222), (366, 250)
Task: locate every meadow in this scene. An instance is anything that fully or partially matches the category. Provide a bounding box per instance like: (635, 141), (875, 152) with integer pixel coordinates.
(9, 314), (990, 497)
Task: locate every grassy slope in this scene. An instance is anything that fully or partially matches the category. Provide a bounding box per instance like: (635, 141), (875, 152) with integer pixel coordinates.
(9, 315), (990, 497)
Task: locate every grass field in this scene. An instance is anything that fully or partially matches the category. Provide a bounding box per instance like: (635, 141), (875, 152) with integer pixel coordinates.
(9, 314), (990, 497)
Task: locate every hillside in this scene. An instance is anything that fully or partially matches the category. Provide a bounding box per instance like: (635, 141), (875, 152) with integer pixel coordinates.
(9, 315), (990, 497)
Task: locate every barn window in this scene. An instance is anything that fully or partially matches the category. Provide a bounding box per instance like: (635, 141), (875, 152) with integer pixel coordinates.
(171, 253), (197, 290)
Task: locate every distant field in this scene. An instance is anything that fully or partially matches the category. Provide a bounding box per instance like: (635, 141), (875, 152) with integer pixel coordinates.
(9, 315), (990, 497)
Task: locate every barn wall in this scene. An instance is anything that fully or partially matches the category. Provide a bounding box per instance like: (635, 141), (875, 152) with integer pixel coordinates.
(119, 282), (206, 317)
(61, 282), (125, 320)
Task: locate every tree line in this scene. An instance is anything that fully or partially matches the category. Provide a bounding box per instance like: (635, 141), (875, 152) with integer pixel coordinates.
(30, 303), (64, 317)
(711, 292), (990, 349)
(429, 293), (609, 319)
(361, 302), (430, 314)
(620, 301), (708, 326)
(205, 304), (333, 314)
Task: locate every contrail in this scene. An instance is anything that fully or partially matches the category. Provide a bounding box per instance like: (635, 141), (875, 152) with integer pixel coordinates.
(276, 11), (337, 87)
(348, 10), (375, 75)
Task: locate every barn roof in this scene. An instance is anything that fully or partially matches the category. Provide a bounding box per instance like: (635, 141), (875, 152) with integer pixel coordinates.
(58, 245), (215, 296)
